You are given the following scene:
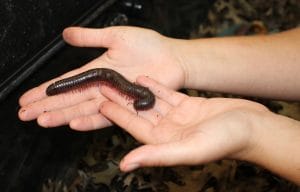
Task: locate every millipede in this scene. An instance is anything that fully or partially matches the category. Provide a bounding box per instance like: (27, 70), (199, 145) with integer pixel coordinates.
(46, 68), (155, 110)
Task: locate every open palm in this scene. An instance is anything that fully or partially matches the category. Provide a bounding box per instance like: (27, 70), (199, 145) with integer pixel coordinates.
(18, 26), (185, 129)
(99, 76), (269, 171)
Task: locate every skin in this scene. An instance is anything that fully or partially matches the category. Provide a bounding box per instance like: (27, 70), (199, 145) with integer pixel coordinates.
(19, 27), (184, 129)
(18, 26), (300, 184)
(179, 28), (300, 100)
(100, 76), (300, 185)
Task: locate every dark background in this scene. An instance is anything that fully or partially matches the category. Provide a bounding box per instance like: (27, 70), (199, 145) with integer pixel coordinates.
(0, 0), (100, 85)
(0, 1), (214, 191)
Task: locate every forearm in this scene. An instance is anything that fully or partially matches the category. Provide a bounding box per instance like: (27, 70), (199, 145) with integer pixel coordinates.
(176, 28), (300, 100)
(245, 112), (300, 185)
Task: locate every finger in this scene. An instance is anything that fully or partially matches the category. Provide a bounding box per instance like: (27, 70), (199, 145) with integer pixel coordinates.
(19, 57), (102, 107)
(19, 86), (102, 121)
(120, 140), (200, 172)
(100, 86), (167, 124)
(63, 27), (116, 48)
(150, 98), (172, 116)
(99, 101), (154, 142)
(69, 113), (112, 131)
(36, 98), (103, 128)
(136, 76), (187, 106)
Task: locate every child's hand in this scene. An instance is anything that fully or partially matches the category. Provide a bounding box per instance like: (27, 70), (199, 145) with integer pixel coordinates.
(18, 26), (185, 128)
(98, 76), (269, 172)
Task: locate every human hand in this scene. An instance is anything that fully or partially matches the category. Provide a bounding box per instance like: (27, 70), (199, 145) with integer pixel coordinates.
(18, 26), (185, 129)
(98, 76), (270, 172)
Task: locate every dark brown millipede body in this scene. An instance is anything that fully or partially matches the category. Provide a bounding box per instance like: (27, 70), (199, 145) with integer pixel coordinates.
(46, 68), (155, 110)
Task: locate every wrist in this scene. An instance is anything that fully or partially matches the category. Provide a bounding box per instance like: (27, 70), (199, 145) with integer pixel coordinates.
(172, 38), (219, 90)
(237, 111), (300, 184)
(226, 108), (270, 162)
(176, 39), (199, 89)
(166, 38), (191, 89)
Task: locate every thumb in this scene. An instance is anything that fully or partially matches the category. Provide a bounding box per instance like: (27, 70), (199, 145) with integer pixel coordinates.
(62, 26), (115, 48)
(120, 140), (201, 172)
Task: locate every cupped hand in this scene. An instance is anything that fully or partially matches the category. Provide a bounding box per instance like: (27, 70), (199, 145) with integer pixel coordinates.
(18, 26), (185, 129)
(98, 76), (269, 172)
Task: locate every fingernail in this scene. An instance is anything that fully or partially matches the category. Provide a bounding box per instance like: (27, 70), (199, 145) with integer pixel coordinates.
(37, 114), (50, 127)
(125, 163), (140, 172)
(19, 108), (28, 118)
(20, 108), (26, 113)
